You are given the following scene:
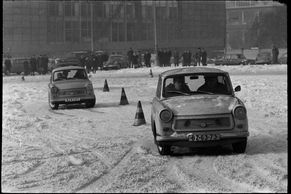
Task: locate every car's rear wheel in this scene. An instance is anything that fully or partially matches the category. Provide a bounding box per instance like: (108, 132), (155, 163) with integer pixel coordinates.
(85, 99), (96, 108)
(232, 138), (247, 154)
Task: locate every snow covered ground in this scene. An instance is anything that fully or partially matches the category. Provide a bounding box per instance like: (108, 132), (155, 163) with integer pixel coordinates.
(2, 64), (287, 193)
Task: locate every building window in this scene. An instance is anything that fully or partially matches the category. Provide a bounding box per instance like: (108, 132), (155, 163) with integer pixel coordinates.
(169, 7), (177, 19)
(65, 21), (79, 42)
(227, 11), (241, 25)
(81, 21), (91, 40)
(157, 7), (167, 20)
(94, 2), (105, 18)
(64, 2), (75, 16)
(81, 2), (90, 17)
(48, 2), (58, 16)
(127, 23), (134, 41)
(127, 4), (134, 19)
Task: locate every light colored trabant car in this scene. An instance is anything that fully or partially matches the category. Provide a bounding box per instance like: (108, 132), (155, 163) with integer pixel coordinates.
(48, 65), (96, 110)
(151, 67), (249, 155)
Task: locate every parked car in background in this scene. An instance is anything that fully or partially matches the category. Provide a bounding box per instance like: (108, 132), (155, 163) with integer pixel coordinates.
(279, 52), (287, 64)
(255, 52), (272, 65)
(214, 53), (254, 66)
(48, 65), (96, 110)
(103, 54), (129, 70)
(151, 67), (249, 155)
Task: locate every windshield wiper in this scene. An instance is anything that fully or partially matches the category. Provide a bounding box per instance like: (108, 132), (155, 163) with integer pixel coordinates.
(166, 91), (190, 96)
(196, 90), (215, 95)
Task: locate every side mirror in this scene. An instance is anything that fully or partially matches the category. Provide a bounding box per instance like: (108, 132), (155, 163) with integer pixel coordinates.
(234, 85), (241, 92)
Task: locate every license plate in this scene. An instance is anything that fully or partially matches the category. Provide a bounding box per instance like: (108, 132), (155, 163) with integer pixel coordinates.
(65, 98), (80, 102)
(187, 134), (220, 141)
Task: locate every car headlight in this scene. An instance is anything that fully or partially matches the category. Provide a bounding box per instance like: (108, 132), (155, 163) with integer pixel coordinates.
(159, 109), (173, 122)
(51, 86), (59, 94)
(234, 107), (247, 120)
(86, 83), (93, 91)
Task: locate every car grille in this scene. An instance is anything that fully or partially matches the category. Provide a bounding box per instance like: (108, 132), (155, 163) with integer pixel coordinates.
(59, 88), (86, 96)
(173, 114), (233, 131)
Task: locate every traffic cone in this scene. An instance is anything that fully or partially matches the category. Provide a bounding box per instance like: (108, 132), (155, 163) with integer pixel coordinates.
(133, 101), (146, 126)
(149, 69), (153, 77)
(120, 87), (129, 105)
(21, 76), (25, 81)
(103, 79), (109, 92)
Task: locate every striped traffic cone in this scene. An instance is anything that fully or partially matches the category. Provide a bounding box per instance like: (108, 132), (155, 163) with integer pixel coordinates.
(120, 87), (129, 105)
(149, 69), (153, 77)
(133, 101), (146, 126)
(103, 79), (109, 92)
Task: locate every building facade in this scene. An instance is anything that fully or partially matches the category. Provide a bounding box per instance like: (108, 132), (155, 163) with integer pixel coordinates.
(3, 0), (226, 57)
(226, 0), (286, 50)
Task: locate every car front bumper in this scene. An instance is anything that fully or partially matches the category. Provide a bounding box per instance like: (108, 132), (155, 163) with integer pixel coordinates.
(50, 95), (96, 105)
(156, 131), (249, 147)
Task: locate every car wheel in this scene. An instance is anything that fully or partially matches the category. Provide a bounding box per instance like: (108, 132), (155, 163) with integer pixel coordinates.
(232, 138), (247, 154)
(48, 94), (59, 110)
(49, 101), (59, 110)
(85, 99), (96, 108)
(157, 144), (172, 155)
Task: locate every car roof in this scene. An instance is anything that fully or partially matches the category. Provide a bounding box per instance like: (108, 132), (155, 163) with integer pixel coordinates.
(52, 65), (85, 72)
(110, 54), (123, 57)
(160, 67), (227, 77)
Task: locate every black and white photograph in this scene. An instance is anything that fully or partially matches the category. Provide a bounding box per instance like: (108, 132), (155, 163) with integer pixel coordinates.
(2, 0), (287, 193)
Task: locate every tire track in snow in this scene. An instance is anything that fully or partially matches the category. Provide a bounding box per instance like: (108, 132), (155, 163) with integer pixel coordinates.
(75, 146), (134, 193)
(167, 157), (254, 193)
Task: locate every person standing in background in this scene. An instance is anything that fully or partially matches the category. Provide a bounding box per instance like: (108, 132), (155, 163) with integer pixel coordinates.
(272, 45), (279, 64)
(195, 48), (201, 66)
(173, 49), (179, 67)
(201, 48), (207, 66)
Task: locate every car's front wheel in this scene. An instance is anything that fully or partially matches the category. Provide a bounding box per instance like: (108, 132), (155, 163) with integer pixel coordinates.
(49, 101), (59, 110)
(157, 144), (172, 155)
(232, 138), (247, 154)
(85, 99), (96, 108)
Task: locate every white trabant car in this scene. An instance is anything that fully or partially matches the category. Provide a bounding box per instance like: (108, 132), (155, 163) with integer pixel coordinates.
(48, 65), (96, 110)
(151, 67), (249, 155)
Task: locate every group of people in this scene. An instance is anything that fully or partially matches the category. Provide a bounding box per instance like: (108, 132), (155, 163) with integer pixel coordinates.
(80, 52), (109, 73)
(127, 48), (152, 68)
(181, 48), (208, 67)
(126, 47), (208, 68)
(29, 55), (49, 75)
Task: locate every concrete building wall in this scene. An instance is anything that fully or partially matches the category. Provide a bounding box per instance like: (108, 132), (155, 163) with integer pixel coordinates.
(3, 0), (226, 58)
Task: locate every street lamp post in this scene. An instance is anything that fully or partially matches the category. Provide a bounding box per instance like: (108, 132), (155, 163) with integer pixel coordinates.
(153, 1), (159, 66)
(90, 1), (94, 52)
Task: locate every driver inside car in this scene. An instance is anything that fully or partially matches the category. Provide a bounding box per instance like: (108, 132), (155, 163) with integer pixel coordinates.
(165, 76), (191, 96)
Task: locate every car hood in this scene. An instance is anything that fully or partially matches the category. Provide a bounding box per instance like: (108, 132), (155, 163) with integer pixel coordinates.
(161, 95), (240, 116)
(53, 79), (90, 89)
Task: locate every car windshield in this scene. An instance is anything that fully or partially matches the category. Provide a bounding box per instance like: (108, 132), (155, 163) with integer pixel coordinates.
(163, 73), (232, 97)
(53, 69), (87, 81)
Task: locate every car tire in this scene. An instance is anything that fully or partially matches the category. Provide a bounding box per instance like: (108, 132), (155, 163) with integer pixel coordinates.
(157, 144), (172, 155)
(48, 93), (59, 110)
(151, 119), (172, 155)
(49, 102), (59, 110)
(85, 99), (96, 108)
(232, 138), (247, 154)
